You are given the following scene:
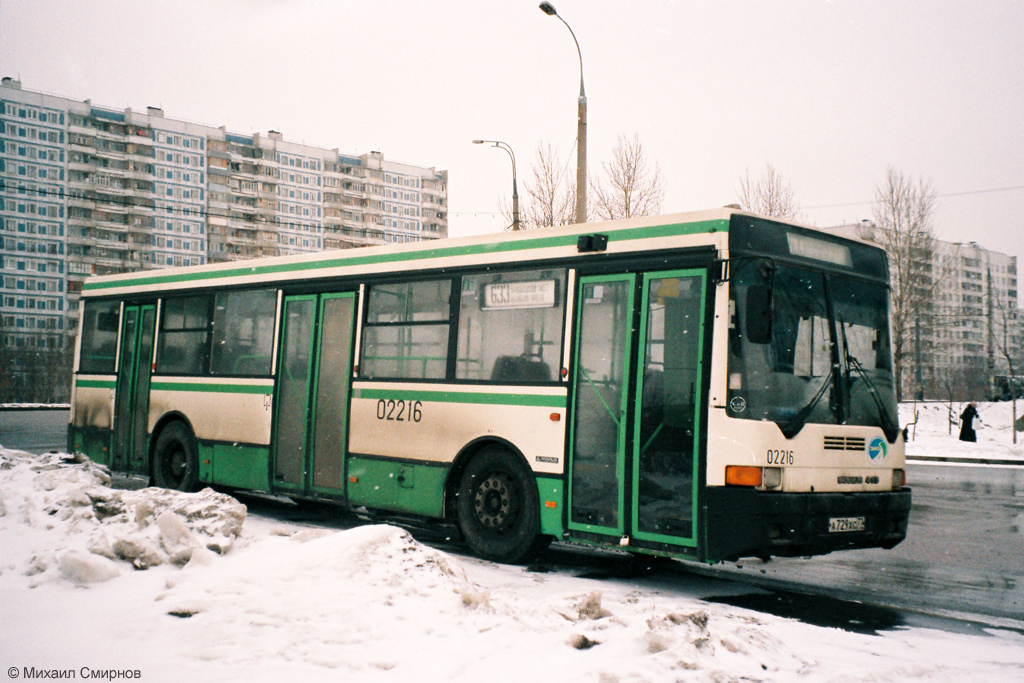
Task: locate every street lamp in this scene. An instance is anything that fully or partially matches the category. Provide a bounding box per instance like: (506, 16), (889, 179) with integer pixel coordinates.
(539, 2), (587, 224)
(473, 139), (520, 231)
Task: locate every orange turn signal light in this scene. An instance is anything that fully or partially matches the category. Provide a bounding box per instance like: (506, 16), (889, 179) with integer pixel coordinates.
(725, 465), (763, 487)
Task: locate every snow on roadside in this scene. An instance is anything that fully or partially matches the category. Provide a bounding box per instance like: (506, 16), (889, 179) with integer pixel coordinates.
(1, 447), (1023, 682)
(0, 449), (245, 585)
(900, 400), (1024, 460)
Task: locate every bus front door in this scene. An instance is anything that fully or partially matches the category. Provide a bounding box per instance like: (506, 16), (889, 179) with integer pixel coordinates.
(568, 271), (706, 550)
(112, 304), (155, 475)
(272, 293), (356, 499)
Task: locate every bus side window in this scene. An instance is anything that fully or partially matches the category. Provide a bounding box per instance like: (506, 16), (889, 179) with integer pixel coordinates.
(361, 279), (451, 380)
(456, 268), (565, 383)
(156, 294), (210, 375)
(209, 289), (277, 376)
(78, 300), (121, 374)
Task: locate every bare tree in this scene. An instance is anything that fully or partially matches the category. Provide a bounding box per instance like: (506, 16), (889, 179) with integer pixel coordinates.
(589, 133), (665, 221)
(991, 294), (1021, 443)
(871, 166), (938, 400)
(737, 164), (798, 218)
(940, 363), (983, 433)
(508, 141), (575, 230)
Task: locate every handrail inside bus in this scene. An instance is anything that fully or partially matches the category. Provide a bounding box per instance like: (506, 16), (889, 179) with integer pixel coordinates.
(577, 364), (621, 426)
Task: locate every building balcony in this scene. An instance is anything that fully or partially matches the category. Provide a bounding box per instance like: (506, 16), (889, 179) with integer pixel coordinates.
(87, 199), (130, 214)
(90, 126), (128, 142)
(125, 168), (154, 181)
(67, 160), (93, 173)
(92, 148), (128, 162)
(93, 218), (131, 232)
(90, 182), (132, 196)
(67, 196), (97, 210)
(126, 150), (155, 165)
(90, 163), (130, 177)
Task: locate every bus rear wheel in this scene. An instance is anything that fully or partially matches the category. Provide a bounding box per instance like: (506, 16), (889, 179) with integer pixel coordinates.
(152, 421), (199, 492)
(456, 446), (549, 564)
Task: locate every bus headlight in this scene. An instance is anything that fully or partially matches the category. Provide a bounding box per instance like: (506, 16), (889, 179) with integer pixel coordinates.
(892, 469), (906, 490)
(763, 467), (782, 489)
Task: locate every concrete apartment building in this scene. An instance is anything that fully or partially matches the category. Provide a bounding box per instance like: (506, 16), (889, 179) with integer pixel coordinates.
(0, 78), (448, 359)
(827, 220), (1021, 399)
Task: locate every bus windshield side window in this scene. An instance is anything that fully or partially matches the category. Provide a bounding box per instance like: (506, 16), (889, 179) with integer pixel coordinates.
(361, 279), (451, 379)
(78, 300), (121, 373)
(456, 268), (566, 382)
(210, 289), (277, 376)
(157, 294), (210, 375)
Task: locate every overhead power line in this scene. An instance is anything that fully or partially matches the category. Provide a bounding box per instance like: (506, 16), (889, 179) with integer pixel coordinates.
(803, 184), (1024, 211)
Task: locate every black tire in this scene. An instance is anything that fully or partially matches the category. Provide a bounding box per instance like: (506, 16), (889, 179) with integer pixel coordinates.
(456, 445), (550, 564)
(151, 421), (199, 492)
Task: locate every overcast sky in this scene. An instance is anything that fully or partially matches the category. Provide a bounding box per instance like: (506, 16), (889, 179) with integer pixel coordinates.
(2, 0), (1021, 259)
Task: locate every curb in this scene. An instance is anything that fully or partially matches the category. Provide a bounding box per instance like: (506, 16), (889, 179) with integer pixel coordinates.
(908, 454), (1024, 468)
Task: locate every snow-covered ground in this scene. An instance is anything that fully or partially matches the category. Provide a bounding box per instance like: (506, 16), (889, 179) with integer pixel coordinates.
(901, 400), (1024, 462)
(2, 405), (1023, 682)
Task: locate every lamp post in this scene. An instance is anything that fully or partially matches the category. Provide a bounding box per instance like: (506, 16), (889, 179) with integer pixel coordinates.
(970, 241), (995, 394)
(539, 2), (587, 224)
(473, 139), (520, 231)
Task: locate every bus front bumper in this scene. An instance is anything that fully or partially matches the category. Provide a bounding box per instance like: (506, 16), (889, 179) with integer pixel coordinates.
(704, 487), (912, 562)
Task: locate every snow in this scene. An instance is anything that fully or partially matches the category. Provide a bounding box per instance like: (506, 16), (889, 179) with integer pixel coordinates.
(900, 400), (1024, 462)
(2, 407), (1024, 682)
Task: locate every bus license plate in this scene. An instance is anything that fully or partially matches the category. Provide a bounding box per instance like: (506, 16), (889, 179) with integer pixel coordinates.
(828, 516), (865, 533)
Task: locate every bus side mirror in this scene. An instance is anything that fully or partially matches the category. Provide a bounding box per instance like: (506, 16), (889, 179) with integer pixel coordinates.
(745, 285), (773, 344)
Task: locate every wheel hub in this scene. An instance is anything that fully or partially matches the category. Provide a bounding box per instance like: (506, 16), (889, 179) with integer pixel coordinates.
(474, 472), (514, 528)
(164, 446), (187, 483)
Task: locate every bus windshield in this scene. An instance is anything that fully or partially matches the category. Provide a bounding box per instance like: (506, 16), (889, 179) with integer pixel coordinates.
(727, 259), (899, 440)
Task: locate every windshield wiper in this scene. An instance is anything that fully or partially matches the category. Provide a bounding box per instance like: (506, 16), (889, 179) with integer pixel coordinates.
(839, 319), (900, 442)
(779, 371), (833, 439)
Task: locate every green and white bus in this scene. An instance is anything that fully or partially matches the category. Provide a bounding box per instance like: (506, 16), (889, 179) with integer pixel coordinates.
(68, 208), (910, 564)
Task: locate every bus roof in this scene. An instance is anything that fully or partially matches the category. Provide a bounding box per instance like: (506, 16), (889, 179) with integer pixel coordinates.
(79, 207), (877, 298)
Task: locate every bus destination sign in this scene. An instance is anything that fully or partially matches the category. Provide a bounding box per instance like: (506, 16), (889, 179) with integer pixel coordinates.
(482, 280), (557, 310)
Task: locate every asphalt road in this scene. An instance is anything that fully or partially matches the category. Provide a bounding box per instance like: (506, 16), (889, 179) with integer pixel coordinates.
(2, 408), (1022, 629)
(0, 407), (69, 454)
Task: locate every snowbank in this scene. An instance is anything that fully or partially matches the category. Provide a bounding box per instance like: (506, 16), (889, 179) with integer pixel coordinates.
(0, 449), (245, 585)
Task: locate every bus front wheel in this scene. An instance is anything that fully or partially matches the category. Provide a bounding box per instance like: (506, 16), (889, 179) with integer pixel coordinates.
(456, 446), (548, 564)
(152, 421), (199, 493)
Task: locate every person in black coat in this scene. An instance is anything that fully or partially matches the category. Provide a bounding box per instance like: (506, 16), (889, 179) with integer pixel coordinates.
(959, 402), (978, 442)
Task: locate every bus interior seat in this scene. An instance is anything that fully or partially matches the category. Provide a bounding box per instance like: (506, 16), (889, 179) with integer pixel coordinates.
(491, 355), (551, 382)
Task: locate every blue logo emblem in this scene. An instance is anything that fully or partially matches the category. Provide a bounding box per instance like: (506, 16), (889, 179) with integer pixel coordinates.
(868, 437), (887, 460)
